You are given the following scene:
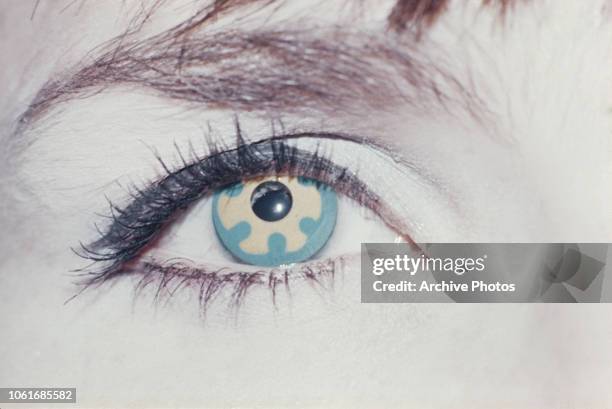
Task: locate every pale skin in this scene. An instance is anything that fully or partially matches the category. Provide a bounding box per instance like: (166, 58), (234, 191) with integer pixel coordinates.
(1, 1), (612, 408)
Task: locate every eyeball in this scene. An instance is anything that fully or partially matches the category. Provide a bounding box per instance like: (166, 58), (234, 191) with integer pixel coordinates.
(212, 176), (338, 266)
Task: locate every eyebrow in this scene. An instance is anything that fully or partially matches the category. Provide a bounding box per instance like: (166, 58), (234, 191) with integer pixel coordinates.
(18, 0), (490, 129)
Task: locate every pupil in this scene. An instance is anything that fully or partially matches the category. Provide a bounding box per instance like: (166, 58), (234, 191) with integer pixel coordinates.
(250, 181), (293, 222)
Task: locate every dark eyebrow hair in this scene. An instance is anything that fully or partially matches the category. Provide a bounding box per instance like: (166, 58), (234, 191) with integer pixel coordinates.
(19, 0), (496, 128)
(388, 0), (519, 32)
(388, 0), (450, 32)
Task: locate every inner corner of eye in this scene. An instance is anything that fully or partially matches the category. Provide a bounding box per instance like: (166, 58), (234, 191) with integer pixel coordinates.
(211, 175), (338, 267)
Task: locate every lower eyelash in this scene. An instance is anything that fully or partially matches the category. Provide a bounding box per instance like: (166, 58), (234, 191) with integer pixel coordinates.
(129, 256), (348, 314)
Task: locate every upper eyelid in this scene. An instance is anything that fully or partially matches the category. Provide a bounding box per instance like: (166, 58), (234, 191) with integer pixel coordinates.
(163, 130), (444, 196)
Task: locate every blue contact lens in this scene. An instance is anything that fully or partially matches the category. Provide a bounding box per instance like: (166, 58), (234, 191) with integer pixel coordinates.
(212, 176), (337, 266)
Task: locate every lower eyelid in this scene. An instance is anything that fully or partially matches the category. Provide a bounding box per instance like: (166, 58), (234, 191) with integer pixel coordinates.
(139, 253), (354, 279)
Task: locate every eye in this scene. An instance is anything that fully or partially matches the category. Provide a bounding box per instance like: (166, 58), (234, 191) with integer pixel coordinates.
(75, 130), (405, 310)
(212, 176), (338, 267)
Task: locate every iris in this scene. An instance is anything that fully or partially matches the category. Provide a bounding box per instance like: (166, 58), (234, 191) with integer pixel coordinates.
(212, 176), (337, 266)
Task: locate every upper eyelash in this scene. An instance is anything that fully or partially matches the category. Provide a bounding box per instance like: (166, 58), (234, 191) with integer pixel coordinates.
(74, 124), (380, 290)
